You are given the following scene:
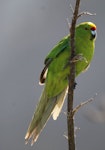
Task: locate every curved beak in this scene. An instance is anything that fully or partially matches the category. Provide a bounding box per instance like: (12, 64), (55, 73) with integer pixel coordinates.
(91, 30), (97, 40)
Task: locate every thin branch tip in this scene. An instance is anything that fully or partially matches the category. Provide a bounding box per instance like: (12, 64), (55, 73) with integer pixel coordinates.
(70, 4), (74, 14)
(66, 18), (71, 28)
(73, 97), (95, 116)
(77, 11), (96, 19)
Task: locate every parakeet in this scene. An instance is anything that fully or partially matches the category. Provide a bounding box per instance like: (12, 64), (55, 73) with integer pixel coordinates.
(25, 22), (97, 145)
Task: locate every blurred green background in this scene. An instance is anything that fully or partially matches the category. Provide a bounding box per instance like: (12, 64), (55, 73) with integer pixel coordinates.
(0, 0), (105, 150)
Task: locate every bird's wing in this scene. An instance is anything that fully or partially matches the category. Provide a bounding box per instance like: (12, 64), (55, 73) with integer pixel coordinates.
(39, 35), (69, 84)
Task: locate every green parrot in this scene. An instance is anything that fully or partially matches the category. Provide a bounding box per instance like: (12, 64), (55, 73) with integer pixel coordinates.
(25, 22), (97, 145)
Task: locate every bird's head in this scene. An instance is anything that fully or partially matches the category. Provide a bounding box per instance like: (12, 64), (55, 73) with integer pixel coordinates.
(76, 22), (97, 41)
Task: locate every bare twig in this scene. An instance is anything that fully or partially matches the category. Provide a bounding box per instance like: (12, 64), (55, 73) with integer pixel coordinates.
(67, 0), (81, 150)
(66, 18), (71, 28)
(73, 98), (94, 115)
(70, 4), (74, 14)
(77, 11), (96, 19)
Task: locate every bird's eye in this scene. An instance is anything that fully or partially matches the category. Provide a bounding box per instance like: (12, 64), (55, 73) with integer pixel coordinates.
(84, 27), (88, 30)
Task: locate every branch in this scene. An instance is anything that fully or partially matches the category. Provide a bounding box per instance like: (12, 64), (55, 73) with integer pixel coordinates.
(73, 97), (95, 115)
(67, 0), (81, 150)
(77, 11), (96, 19)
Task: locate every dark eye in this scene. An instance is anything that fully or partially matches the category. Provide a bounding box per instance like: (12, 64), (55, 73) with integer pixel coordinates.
(85, 27), (88, 30)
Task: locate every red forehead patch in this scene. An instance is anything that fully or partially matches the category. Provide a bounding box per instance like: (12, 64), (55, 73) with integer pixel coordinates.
(91, 26), (96, 31)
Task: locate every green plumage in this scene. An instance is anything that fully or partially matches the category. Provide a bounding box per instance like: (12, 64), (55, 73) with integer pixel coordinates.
(25, 22), (97, 145)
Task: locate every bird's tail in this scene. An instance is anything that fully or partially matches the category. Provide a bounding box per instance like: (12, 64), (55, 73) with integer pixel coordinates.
(25, 87), (67, 145)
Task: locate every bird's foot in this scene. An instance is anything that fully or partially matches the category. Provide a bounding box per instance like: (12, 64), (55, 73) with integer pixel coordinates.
(73, 82), (77, 89)
(70, 54), (88, 63)
(63, 54), (88, 70)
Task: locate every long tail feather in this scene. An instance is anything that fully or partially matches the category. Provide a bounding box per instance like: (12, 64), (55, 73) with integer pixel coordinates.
(52, 87), (68, 120)
(25, 87), (67, 145)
